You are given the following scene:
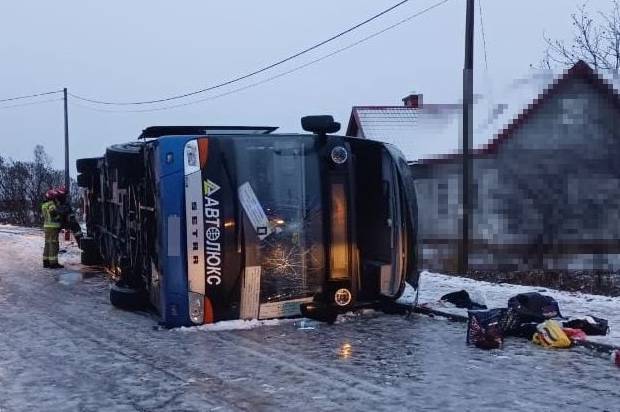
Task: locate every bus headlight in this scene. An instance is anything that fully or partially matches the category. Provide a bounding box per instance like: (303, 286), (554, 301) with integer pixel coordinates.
(186, 145), (197, 166)
(330, 146), (348, 164)
(184, 140), (200, 175)
(188, 292), (204, 324)
(334, 288), (352, 306)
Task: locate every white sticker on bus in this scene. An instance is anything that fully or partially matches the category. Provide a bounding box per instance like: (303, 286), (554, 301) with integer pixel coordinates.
(238, 182), (272, 240)
(239, 266), (261, 320)
(258, 297), (314, 320)
(184, 171), (205, 295)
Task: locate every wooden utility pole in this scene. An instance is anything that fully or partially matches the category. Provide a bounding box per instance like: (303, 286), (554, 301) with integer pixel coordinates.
(63, 87), (70, 192)
(459, 0), (474, 274)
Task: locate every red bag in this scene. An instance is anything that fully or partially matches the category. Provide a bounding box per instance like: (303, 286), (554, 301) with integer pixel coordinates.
(562, 328), (587, 342)
(614, 351), (620, 367)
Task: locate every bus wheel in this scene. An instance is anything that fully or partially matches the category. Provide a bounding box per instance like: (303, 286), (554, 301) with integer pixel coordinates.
(378, 299), (410, 315)
(106, 144), (143, 177)
(80, 237), (103, 265)
(76, 157), (101, 174)
(110, 283), (148, 310)
(300, 303), (338, 324)
(76, 173), (90, 188)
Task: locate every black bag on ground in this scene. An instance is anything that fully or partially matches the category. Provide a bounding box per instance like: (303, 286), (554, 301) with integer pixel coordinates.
(498, 307), (537, 338)
(563, 316), (609, 336)
(441, 290), (487, 310)
(507, 292), (562, 323)
(467, 308), (505, 349)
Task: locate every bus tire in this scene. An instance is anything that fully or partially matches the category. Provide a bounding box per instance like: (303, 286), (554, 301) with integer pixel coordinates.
(80, 237), (103, 265)
(300, 303), (338, 324)
(81, 250), (102, 266)
(110, 283), (148, 310)
(76, 157), (101, 175)
(106, 144), (143, 176)
(76, 173), (90, 188)
(378, 299), (410, 315)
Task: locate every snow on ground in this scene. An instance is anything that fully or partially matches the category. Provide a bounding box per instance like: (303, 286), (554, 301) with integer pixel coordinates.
(177, 318), (284, 332)
(2, 223), (618, 346)
(1, 225), (618, 410)
(401, 271), (620, 347)
(176, 309), (380, 333)
(0, 224), (81, 264)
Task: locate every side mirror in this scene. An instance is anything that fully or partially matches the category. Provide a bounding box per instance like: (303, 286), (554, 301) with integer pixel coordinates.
(301, 115), (341, 135)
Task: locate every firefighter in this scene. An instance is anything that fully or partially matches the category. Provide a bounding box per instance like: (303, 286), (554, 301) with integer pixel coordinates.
(42, 188), (63, 268)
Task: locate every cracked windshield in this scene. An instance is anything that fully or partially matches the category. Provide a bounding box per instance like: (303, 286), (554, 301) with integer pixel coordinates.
(234, 136), (325, 302)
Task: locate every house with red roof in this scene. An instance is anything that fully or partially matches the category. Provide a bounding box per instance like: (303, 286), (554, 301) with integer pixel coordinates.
(347, 61), (620, 273)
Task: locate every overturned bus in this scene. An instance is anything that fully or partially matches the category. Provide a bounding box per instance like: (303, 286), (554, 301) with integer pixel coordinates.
(77, 116), (418, 328)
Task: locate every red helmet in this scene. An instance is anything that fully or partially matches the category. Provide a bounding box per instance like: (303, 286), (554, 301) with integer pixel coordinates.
(54, 187), (68, 202)
(45, 189), (57, 200)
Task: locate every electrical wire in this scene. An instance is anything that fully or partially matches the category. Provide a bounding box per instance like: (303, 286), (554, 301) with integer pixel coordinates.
(71, 0), (451, 114)
(478, 0), (489, 72)
(69, 0), (414, 106)
(477, 0), (495, 111)
(0, 97), (63, 111)
(0, 90), (62, 104)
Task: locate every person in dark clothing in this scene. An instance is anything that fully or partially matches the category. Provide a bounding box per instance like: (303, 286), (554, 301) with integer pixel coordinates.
(54, 187), (83, 245)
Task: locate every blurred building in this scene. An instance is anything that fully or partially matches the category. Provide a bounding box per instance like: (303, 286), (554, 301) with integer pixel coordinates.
(347, 61), (620, 273)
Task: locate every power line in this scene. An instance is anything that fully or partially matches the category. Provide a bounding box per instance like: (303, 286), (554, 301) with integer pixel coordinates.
(71, 0), (451, 114)
(0, 97), (63, 111)
(69, 0), (413, 106)
(477, 0), (495, 110)
(0, 90), (62, 104)
(478, 0), (489, 72)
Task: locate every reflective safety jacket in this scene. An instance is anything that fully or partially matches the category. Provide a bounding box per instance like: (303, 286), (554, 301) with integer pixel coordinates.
(42, 200), (61, 229)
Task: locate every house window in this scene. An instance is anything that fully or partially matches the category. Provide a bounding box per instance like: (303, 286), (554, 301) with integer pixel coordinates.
(437, 182), (449, 216)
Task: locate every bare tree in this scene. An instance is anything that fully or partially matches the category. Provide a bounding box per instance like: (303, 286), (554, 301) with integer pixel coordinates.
(0, 146), (68, 226)
(24, 145), (63, 223)
(0, 159), (32, 225)
(543, 0), (620, 72)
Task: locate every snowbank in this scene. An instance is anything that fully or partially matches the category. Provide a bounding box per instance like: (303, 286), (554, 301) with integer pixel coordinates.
(175, 318), (285, 332)
(174, 309), (380, 333)
(0, 224), (81, 264)
(410, 271), (620, 347)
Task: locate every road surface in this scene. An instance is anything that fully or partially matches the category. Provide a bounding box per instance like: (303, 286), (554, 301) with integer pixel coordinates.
(0, 226), (617, 411)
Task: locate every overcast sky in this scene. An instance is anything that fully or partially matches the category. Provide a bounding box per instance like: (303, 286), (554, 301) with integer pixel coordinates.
(0, 0), (599, 171)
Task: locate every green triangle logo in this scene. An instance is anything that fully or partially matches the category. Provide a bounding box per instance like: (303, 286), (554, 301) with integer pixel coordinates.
(203, 179), (221, 196)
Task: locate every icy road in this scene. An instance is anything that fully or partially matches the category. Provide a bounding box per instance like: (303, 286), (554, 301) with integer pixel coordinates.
(0, 226), (617, 411)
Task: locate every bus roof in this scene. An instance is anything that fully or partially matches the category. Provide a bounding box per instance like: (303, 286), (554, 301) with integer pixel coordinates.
(139, 126), (278, 139)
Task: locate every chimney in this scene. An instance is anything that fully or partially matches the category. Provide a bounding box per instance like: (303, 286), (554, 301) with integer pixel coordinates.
(402, 93), (423, 108)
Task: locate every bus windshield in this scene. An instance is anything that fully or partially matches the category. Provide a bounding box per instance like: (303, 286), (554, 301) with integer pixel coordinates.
(231, 136), (325, 302)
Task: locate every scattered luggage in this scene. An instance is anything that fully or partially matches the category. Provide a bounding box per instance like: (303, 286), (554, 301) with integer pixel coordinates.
(563, 316), (609, 336)
(449, 289), (611, 351)
(614, 350), (620, 367)
(507, 292), (562, 323)
(532, 320), (572, 349)
(441, 290), (487, 310)
(562, 327), (587, 342)
(503, 317), (539, 339)
(466, 309), (504, 349)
